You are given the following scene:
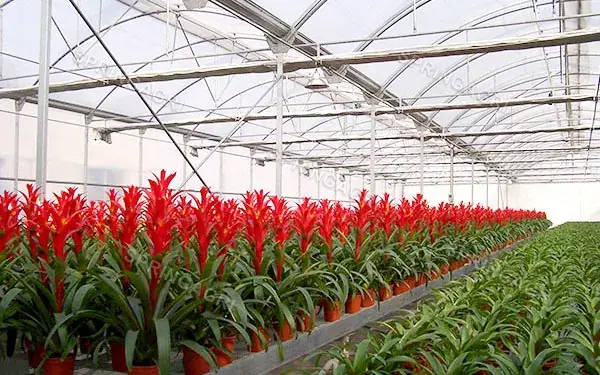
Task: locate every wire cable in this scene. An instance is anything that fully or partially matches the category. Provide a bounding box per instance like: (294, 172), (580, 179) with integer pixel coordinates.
(67, 0), (210, 190)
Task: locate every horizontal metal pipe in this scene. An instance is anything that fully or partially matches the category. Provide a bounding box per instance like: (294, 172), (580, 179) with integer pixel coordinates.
(1, 28), (599, 99)
(195, 122), (600, 148)
(100, 94), (595, 132)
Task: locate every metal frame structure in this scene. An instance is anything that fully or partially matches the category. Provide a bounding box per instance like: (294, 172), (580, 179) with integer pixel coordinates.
(1, 0), (599, 200)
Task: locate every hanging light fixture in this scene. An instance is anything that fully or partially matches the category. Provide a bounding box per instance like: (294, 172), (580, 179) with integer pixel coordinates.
(304, 68), (329, 90)
(182, 0), (208, 10)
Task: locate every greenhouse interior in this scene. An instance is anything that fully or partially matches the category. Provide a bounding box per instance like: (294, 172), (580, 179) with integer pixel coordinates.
(0, 0), (599, 374)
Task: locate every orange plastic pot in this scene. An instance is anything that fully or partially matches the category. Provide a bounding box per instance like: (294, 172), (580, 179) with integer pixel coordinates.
(296, 309), (315, 332)
(183, 346), (211, 375)
(249, 327), (270, 353)
(393, 277), (413, 295)
(27, 344), (46, 369)
(212, 335), (235, 367)
(110, 342), (128, 373)
(275, 320), (294, 342)
(79, 338), (94, 355)
(378, 285), (393, 301)
(439, 264), (450, 275)
(129, 365), (159, 375)
(450, 260), (461, 271)
(361, 289), (376, 307)
(41, 356), (75, 375)
(324, 300), (342, 322)
(345, 293), (362, 314)
(415, 274), (427, 287)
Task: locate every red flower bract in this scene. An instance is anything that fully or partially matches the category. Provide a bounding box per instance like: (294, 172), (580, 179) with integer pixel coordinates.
(241, 190), (270, 275)
(292, 198), (318, 256)
(269, 196), (291, 281)
(145, 170), (178, 258)
(214, 197), (241, 278)
(317, 200), (335, 262)
(190, 187), (215, 273)
(0, 192), (20, 257)
(144, 170), (178, 310)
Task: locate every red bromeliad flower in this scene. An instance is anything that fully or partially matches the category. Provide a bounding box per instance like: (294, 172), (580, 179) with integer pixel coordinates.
(20, 185), (41, 260)
(269, 196), (291, 282)
(317, 200), (335, 263)
(377, 193), (396, 241)
(0, 192), (20, 258)
(54, 188), (86, 256)
(292, 198), (318, 257)
(214, 198), (242, 278)
(119, 186), (143, 270)
(175, 195), (195, 269)
(190, 187), (215, 274)
(333, 202), (351, 239)
(106, 189), (121, 244)
(352, 190), (371, 261)
(144, 170), (179, 309)
(241, 190), (270, 275)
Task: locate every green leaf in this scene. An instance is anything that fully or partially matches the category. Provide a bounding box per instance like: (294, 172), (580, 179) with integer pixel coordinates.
(154, 318), (171, 375)
(125, 330), (139, 370)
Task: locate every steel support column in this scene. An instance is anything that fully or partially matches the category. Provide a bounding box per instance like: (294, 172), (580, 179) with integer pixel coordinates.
(370, 105), (376, 192)
(275, 52), (284, 196)
(505, 179), (509, 207)
(470, 161), (475, 204)
(83, 115), (91, 195)
(14, 100), (23, 191)
(138, 129), (145, 186)
(449, 147), (455, 204)
(36, 0), (52, 196)
(317, 169), (321, 199)
(401, 180), (405, 198)
(334, 169), (338, 200)
(419, 135), (424, 194)
(219, 148), (224, 193)
(249, 149), (255, 191)
(485, 169), (489, 206)
(297, 162), (302, 198)
(497, 175), (501, 208)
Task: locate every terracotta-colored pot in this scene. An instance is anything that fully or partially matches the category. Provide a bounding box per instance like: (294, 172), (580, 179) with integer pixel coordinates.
(27, 344), (46, 369)
(393, 278), (412, 295)
(129, 365), (159, 375)
(542, 359), (557, 370)
(110, 342), (128, 373)
(41, 356), (75, 375)
(450, 260), (461, 271)
(79, 338), (94, 355)
(345, 293), (362, 314)
(183, 346), (211, 375)
(415, 274), (427, 287)
(361, 289), (376, 307)
(378, 285), (393, 301)
(275, 320), (294, 342)
(249, 327), (270, 353)
(212, 335), (235, 367)
(296, 309), (315, 332)
(439, 264), (450, 275)
(324, 300), (342, 322)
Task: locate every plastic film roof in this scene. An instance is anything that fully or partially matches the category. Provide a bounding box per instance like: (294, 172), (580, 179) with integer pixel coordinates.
(1, 0), (599, 184)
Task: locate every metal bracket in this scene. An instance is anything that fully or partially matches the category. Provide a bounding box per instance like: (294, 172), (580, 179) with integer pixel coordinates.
(265, 35), (291, 54)
(94, 129), (112, 144)
(14, 98), (25, 112)
(190, 146), (199, 157)
(139, 128), (146, 135)
(84, 112), (94, 125)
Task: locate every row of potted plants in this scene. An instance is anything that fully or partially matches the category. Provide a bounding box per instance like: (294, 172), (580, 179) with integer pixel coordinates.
(310, 222), (600, 374)
(0, 170), (550, 374)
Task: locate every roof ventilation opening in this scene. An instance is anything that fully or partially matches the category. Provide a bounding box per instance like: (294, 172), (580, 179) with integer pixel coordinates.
(305, 69), (329, 90)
